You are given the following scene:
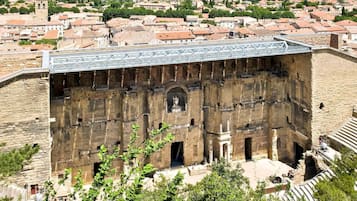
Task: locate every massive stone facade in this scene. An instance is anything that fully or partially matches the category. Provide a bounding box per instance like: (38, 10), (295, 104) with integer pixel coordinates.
(0, 73), (51, 193)
(311, 49), (357, 145)
(50, 53), (313, 183)
(0, 43), (355, 193)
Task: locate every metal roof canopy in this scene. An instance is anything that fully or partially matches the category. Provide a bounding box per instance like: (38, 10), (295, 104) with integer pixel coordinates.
(47, 39), (312, 74)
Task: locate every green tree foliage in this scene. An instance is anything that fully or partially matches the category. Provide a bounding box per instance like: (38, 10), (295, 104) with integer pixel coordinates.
(295, 3), (303, 8)
(314, 150), (357, 201)
(44, 123), (174, 201)
(187, 160), (269, 201)
(0, 7), (8, 14)
(35, 39), (58, 46)
(103, 7), (194, 22)
(208, 6), (295, 19)
(0, 0), (8, 6)
(9, 7), (18, 13)
(201, 19), (216, 26)
(0, 143), (39, 179)
(179, 0), (195, 10)
(19, 6), (30, 14)
(18, 40), (32, 45)
(140, 172), (185, 201)
(335, 8), (357, 22)
(0, 196), (13, 201)
(48, 0), (79, 16)
(302, 0), (319, 7)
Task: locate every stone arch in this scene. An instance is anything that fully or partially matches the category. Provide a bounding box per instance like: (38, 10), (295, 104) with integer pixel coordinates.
(166, 87), (187, 113)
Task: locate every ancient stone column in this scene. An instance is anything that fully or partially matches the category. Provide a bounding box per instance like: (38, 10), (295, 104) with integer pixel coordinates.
(209, 140), (213, 164)
(272, 129), (278, 161)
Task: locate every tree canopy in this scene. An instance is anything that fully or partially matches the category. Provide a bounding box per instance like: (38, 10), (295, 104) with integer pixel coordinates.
(0, 143), (39, 179)
(314, 150), (357, 201)
(208, 6), (295, 19)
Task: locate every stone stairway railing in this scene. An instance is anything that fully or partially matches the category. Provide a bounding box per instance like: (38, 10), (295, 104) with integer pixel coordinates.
(328, 117), (357, 153)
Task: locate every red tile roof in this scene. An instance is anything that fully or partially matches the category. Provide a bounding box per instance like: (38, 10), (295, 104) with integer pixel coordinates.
(43, 30), (59, 40)
(6, 19), (26, 26)
(156, 31), (195, 40)
(310, 11), (335, 21)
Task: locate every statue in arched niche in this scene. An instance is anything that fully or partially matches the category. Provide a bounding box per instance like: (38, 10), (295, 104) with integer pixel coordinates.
(171, 96), (182, 112)
(167, 87), (186, 113)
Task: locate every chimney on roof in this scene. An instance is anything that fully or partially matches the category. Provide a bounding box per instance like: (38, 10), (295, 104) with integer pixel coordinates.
(329, 33), (341, 49)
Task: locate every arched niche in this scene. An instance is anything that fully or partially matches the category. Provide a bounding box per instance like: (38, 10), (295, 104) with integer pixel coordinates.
(167, 87), (187, 113)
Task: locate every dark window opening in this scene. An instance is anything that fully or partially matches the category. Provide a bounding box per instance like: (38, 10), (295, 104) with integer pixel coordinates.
(190, 119), (195, 126)
(259, 96), (262, 100)
(33, 144), (39, 148)
(245, 123), (250, 128)
(286, 116), (290, 124)
(58, 174), (64, 179)
(319, 102), (324, 109)
(78, 118), (83, 123)
(93, 162), (101, 178)
(217, 102), (220, 107)
(31, 184), (38, 195)
(159, 123), (163, 129)
(115, 141), (120, 146)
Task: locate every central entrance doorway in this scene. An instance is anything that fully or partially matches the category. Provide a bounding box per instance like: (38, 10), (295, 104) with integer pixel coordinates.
(171, 142), (184, 167)
(245, 138), (252, 161)
(294, 142), (304, 168)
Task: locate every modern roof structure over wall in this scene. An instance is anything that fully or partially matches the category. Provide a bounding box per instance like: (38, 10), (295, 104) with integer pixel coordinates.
(45, 38), (312, 74)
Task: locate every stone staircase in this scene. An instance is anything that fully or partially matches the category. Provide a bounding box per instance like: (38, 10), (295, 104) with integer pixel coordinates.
(328, 117), (357, 153)
(280, 169), (334, 201)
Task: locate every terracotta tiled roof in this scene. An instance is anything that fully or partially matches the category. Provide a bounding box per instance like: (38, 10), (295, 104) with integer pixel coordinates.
(6, 19), (26, 26)
(326, 25), (346, 33)
(47, 21), (62, 25)
(191, 29), (212, 35)
(235, 27), (255, 35)
(106, 18), (130, 28)
(71, 19), (104, 26)
(43, 30), (59, 40)
(211, 27), (230, 34)
(205, 33), (226, 40)
(59, 15), (68, 20)
(266, 24), (295, 32)
(156, 31), (195, 40)
(311, 23), (329, 32)
(155, 17), (184, 24)
(310, 11), (335, 21)
(293, 20), (312, 29)
(281, 28), (315, 35)
(335, 20), (357, 27)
